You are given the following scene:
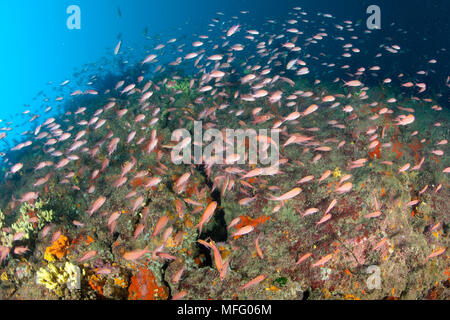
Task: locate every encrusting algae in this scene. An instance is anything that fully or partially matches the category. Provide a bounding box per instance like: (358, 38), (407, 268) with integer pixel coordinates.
(128, 267), (169, 300)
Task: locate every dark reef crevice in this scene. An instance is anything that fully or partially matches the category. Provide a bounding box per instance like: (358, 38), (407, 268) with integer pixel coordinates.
(161, 261), (172, 300)
(194, 164), (229, 268)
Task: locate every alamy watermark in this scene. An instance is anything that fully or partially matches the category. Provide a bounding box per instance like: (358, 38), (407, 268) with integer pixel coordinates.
(66, 5), (81, 30)
(366, 5), (381, 30)
(170, 121), (280, 169)
(366, 265), (382, 289)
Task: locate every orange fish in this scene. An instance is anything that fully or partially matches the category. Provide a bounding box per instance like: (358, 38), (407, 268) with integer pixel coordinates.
(172, 291), (188, 300)
(172, 266), (185, 284)
(152, 215), (169, 238)
(196, 202), (218, 234)
(268, 187), (302, 201)
(324, 199), (337, 215)
(372, 238), (388, 251)
(78, 250), (98, 262)
(302, 104), (319, 117)
(311, 254), (333, 268)
(426, 248), (446, 261)
(89, 196), (106, 216)
(318, 170), (332, 183)
(232, 225), (255, 238)
(295, 252), (312, 265)
(198, 239), (224, 278)
(123, 246), (150, 261)
(255, 234), (264, 259)
(316, 214), (332, 225)
(365, 211), (383, 219)
(239, 274), (267, 291)
(335, 182), (353, 194)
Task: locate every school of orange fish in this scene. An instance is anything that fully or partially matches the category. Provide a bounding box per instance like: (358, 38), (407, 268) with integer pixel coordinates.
(0, 6), (448, 299)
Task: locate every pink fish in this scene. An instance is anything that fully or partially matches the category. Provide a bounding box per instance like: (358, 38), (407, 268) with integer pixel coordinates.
(372, 238), (388, 251)
(255, 234), (264, 259)
(114, 40), (121, 55)
(396, 114), (415, 126)
(108, 211), (120, 227)
(431, 150), (444, 156)
(426, 248), (446, 261)
(172, 266), (185, 284)
(295, 252), (312, 265)
(324, 199), (337, 215)
(344, 80), (363, 87)
(302, 104), (319, 116)
(297, 175), (315, 184)
(302, 208), (320, 217)
(108, 137), (120, 156)
(41, 225), (52, 238)
(89, 196), (106, 216)
(232, 225), (255, 238)
(95, 268), (112, 275)
(10, 163), (23, 174)
(405, 200), (419, 207)
(13, 232), (25, 241)
(51, 230), (62, 244)
(227, 24), (240, 37)
(316, 214), (332, 225)
(227, 217), (241, 230)
(20, 192), (38, 203)
(365, 211), (383, 219)
(238, 197), (257, 206)
(0, 246), (10, 263)
(153, 215), (169, 238)
(78, 250), (98, 262)
(398, 163), (411, 173)
(131, 196), (145, 212)
(198, 239), (224, 278)
(175, 173), (191, 193)
(311, 254), (333, 268)
(13, 246), (30, 255)
(123, 246), (150, 261)
(55, 158), (70, 169)
(172, 291), (188, 300)
(335, 182), (352, 194)
(419, 185), (428, 195)
(195, 202), (217, 234)
(156, 252), (177, 260)
(239, 274), (267, 291)
(142, 54), (157, 64)
(430, 222), (441, 232)
(144, 177), (162, 188)
(113, 176), (127, 188)
(268, 187), (302, 201)
(133, 223), (145, 239)
(161, 227), (173, 245)
(120, 157), (136, 177)
(72, 220), (85, 227)
(318, 170), (332, 183)
(241, 168), (264, 179)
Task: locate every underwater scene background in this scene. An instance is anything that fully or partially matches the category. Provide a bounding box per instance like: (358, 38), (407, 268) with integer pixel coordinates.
(0, 0), (448, 300)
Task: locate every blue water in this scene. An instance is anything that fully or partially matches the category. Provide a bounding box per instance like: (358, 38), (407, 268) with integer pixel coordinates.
(0, 0), (448, 148)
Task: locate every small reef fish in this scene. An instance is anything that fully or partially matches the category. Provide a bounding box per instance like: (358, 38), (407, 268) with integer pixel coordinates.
(239, 274), (267, 291)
